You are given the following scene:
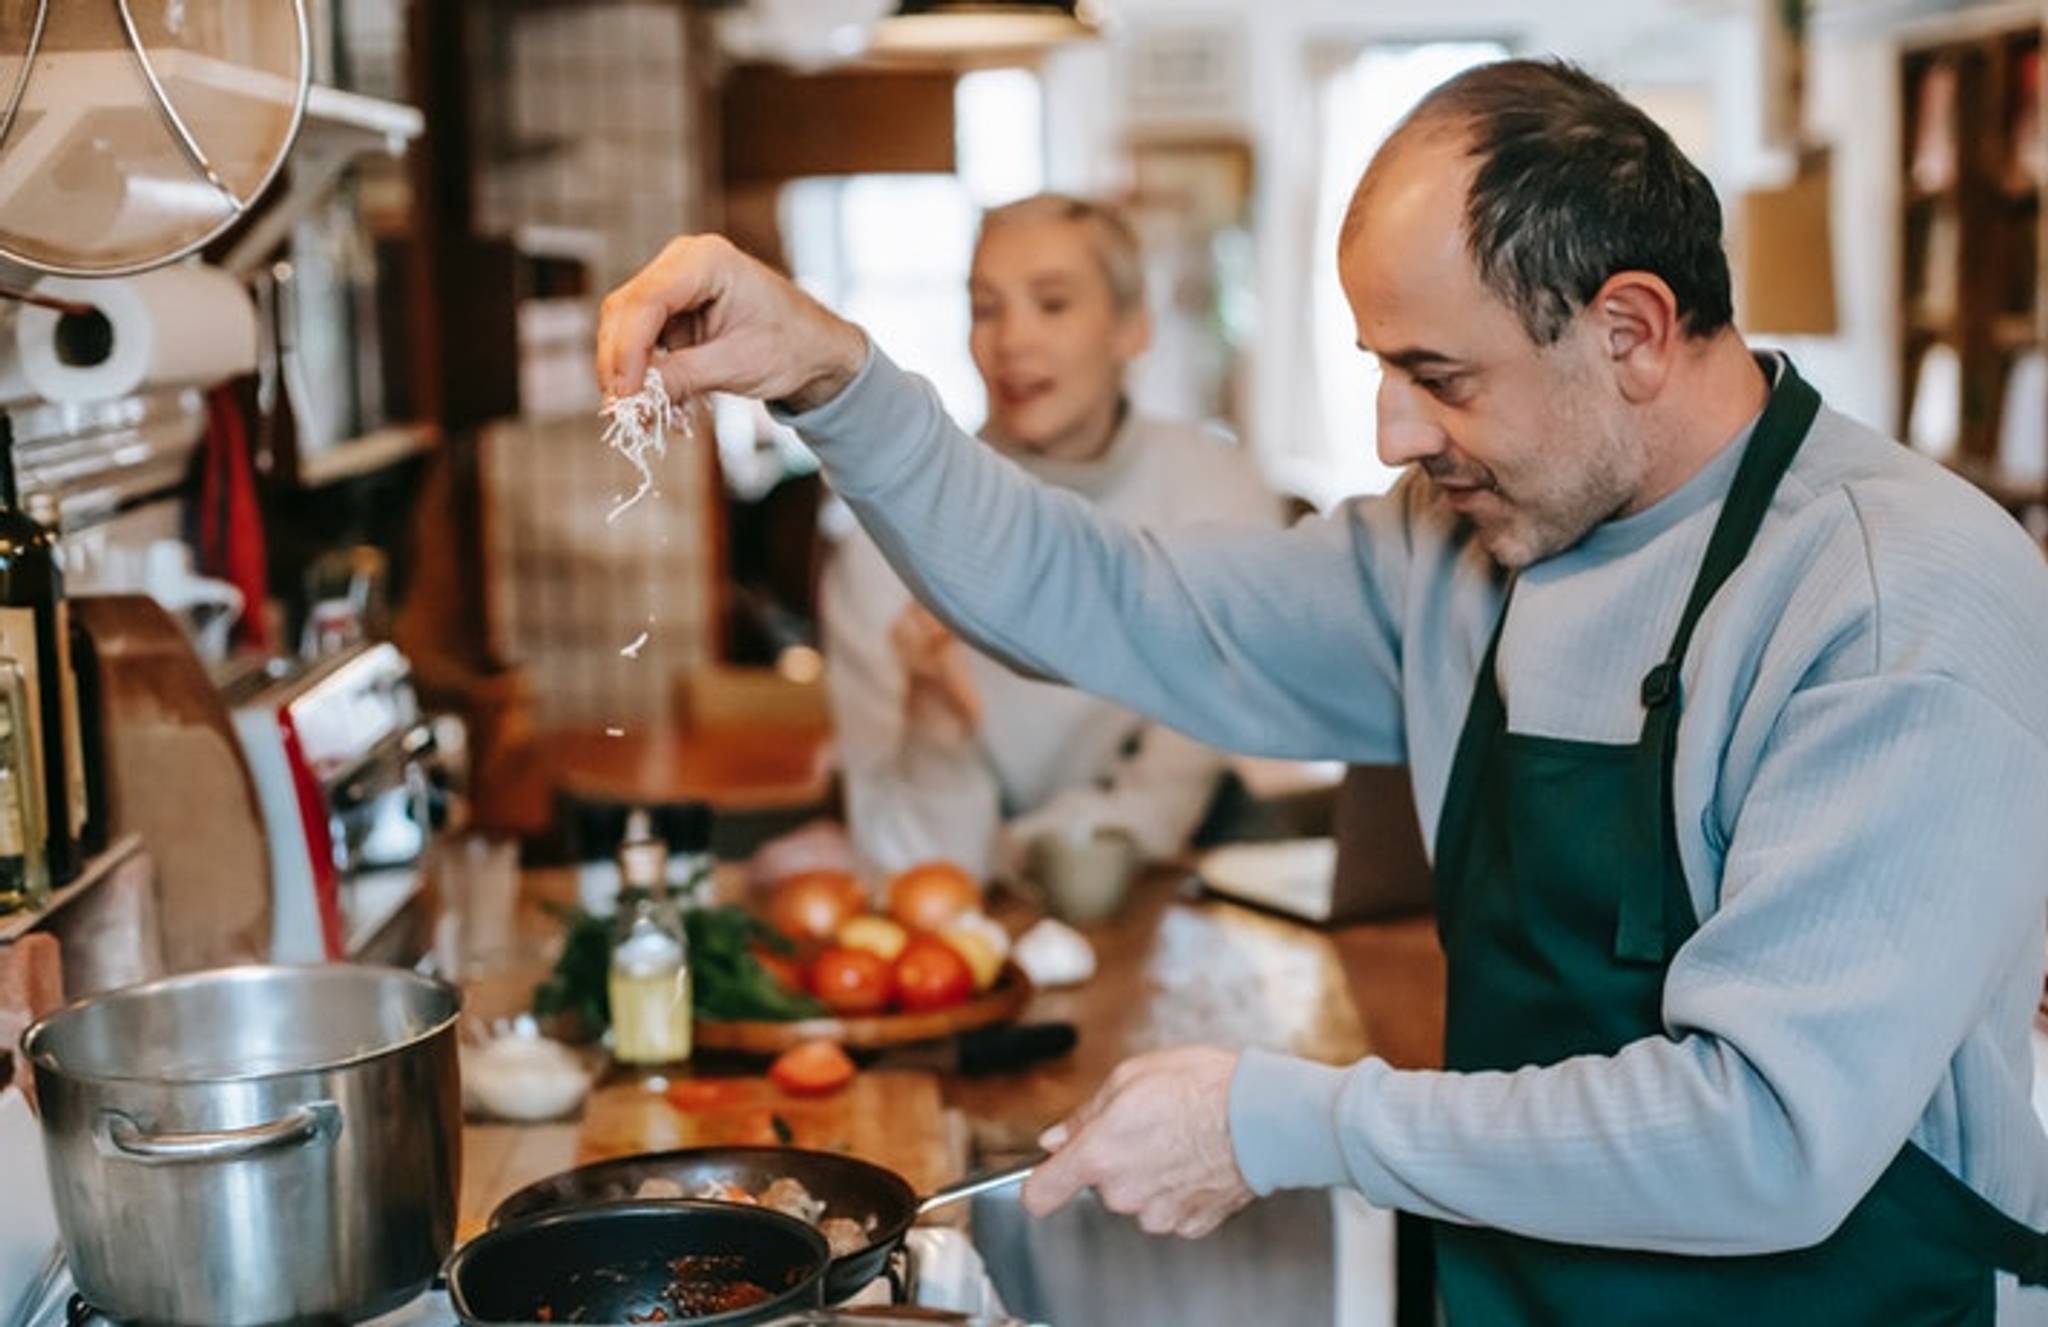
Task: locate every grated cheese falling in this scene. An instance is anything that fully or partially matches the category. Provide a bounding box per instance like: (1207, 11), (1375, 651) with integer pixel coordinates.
(600, 366), (681, 525)
(620, 630), (649, 659)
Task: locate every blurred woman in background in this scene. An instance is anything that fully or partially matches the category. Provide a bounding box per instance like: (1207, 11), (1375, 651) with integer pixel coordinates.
(819, 192), (1279, 880)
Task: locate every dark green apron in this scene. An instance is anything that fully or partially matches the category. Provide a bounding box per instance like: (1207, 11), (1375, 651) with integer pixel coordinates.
(1428, 359), (2048, 1324)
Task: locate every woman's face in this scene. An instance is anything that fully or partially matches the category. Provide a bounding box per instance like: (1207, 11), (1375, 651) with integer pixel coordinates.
(968, 217), (1151, 460)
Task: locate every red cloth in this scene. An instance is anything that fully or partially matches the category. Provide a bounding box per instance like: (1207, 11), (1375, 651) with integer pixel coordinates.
(199, 381), (271, 651)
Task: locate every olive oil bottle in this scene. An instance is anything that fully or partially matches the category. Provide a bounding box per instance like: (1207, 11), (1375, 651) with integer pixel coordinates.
(607, 811), (692, 1065)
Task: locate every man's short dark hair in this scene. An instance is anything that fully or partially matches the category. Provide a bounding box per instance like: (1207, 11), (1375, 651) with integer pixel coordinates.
(1349, 59), (1734, 345)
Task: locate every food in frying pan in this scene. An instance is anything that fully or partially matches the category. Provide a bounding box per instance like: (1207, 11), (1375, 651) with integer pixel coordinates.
(536, 1254), (784, 1322)
(635, 1174), (879, 1257)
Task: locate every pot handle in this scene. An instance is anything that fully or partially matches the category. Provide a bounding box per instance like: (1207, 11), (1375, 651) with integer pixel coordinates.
(97, 1101), (338, 1165)
(914, 1155), (1041, 1219)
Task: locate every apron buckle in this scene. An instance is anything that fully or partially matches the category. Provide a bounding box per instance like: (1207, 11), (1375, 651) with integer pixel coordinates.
(1640, 662), (1679, 709)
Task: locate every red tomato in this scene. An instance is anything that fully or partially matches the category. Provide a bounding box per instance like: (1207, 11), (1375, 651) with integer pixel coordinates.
(892, 935), (974, 1012)
(769, 1040), (856, 1096)
(808, 945), (894, 1015)
(665, 1078), (752, 1114)
(751, 947), (808, 996)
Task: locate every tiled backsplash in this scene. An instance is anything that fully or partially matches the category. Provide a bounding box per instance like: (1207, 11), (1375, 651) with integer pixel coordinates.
(482, 407), (716, 731)
(467, 2), (716, 729)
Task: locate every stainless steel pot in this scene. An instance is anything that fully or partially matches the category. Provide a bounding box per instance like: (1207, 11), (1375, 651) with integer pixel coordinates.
(21, 965), (461, 1326)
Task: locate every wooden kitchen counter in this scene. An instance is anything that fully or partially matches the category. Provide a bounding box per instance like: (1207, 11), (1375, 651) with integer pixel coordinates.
(929, 871), (1444, 1157)
(453, 865), (1445, 1234)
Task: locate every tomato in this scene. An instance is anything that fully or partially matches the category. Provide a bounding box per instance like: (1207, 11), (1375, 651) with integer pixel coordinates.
(892, 935), (974, 1012)
(808, 945), (894, 1015)
(769, 1040), (856, 1096)
(751, 947), (809, 996)
(665, 1078), (753, 1114)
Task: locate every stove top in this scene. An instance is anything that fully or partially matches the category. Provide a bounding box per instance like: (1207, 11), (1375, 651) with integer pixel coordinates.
(28, 1231), (1012, 1325)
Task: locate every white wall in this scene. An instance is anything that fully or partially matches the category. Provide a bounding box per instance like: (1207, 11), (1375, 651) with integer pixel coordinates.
(1761, 25), (1902, 434)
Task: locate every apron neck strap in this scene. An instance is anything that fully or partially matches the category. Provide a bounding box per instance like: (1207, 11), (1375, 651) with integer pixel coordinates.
(1640, 356), (1821, 711)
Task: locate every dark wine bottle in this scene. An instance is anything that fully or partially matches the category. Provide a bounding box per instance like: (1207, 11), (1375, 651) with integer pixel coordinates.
(27, 490), (100, 859)
(0, 415), (79, 884)
(67, 610), (106, 857)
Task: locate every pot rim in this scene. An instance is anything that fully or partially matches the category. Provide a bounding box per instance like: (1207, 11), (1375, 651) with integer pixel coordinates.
(20, 963), (462, 1086)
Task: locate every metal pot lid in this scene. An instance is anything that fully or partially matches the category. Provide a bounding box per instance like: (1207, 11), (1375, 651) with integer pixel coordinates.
(0, 0), (309, 278)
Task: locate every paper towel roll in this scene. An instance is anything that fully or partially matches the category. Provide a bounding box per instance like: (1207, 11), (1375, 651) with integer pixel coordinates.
(14, 264), (257, 404)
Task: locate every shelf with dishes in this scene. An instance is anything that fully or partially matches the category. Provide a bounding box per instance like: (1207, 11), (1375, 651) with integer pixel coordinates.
(1898, 20), (2048, 517)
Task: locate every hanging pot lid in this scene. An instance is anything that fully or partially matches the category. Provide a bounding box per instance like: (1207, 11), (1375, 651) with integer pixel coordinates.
(0, 0), (309, 278)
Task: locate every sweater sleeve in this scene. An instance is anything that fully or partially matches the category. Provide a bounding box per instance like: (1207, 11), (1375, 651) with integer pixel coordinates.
(782, 342), (1411, 764)
(1228, 672), (2048, 1253)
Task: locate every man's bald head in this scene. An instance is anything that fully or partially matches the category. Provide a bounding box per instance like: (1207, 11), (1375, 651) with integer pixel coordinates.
(1341, 59), (1732, 349)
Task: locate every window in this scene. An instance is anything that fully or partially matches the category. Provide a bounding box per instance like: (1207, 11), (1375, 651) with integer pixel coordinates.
(780, 69), (1044, 432)
(1288, 41), (1508, 510)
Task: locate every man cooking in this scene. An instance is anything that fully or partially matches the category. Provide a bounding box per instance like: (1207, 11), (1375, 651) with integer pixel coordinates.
(598, 60), (2048, 1322)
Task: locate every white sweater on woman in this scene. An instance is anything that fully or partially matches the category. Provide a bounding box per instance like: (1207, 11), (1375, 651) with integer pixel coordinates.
(820, 409), (1279, 876)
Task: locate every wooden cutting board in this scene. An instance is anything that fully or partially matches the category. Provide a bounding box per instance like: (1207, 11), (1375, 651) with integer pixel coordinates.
(576, 1068), (958, 1199)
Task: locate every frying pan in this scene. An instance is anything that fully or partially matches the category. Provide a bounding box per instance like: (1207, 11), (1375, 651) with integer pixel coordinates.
(446, 1200), (829, 1325)
(489, 1147), (1036, 1305)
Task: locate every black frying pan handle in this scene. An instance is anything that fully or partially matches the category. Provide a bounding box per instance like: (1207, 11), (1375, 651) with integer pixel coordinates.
(913, 1155), (1042, 1220)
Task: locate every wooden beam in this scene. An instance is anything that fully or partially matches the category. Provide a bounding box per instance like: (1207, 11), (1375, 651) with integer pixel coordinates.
(721, 65), (957, 183)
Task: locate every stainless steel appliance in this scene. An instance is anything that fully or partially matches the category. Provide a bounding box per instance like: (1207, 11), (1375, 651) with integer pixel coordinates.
(223, 641), (449, 962)
(20, 965), (460, 1327)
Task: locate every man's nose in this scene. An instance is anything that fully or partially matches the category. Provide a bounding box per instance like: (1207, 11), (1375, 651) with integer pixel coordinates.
(1376, 373), (1448, 468)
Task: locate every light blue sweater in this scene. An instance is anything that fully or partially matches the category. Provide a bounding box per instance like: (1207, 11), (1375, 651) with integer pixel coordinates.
(782, 343), (2048, 1275)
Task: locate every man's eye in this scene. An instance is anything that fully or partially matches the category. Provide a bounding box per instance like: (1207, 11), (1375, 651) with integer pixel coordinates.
(1417, 374), (1464, 400)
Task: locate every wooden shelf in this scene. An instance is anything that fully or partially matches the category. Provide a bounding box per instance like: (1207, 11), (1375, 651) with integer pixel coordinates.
(1992, 313), (2042, 348)
(221, 86), (425, 278)
(1896, 22), (2046, 489)
(0, 835), (144, 945)
(290, 423), (439, 489)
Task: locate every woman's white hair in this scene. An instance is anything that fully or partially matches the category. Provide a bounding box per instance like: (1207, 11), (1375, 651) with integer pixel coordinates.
(975, 192), (1146, 313)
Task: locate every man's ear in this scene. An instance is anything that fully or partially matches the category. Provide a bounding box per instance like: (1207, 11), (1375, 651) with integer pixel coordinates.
(1588, 270), (1681, 403)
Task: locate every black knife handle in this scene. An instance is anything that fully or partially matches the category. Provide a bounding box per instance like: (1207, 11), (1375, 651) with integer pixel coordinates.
(956, 1021), (1078, 1076)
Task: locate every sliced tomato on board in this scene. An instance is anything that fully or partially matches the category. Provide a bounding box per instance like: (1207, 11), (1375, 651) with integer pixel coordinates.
(664, 1078), (754, 1114)
(768, 1040), (856, 1097)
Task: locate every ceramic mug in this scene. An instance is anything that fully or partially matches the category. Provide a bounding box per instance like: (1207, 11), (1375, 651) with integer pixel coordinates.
(1027, 827), (1140, 925)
